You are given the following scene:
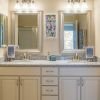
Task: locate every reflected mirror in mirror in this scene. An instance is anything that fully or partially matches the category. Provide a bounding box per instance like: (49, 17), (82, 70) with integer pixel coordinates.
(59, 11), (94, 53)
(0, 15), (8, 47)
(64, 14), (87, 49)
(18, 15), (38, 49)
(12, 11), (43, 53)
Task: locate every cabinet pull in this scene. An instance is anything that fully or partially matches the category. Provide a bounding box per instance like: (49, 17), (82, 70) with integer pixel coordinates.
(20, 79), (23, 86)
(81, 79), (84, 86)
(77, 80), (80, 86)
(46, 89), (53, 92)
(46, 80), (54, 83)
(16, 80), (19, 86)
(46, 70), (54, 73)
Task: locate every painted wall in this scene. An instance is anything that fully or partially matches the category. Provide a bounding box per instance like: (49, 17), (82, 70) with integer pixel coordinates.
(8, 0), (94, 55)
(0, 0), (8, 16)
(94, 0), (100, 57)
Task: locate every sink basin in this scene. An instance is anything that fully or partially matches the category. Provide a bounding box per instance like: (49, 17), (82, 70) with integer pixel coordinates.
(13, 59), (33, 62)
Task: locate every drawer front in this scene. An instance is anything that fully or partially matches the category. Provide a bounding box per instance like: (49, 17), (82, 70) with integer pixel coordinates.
(60, 67), (100, 76)
(0, 67), (40, 75)
(42, 96), (58, 100)
(42, 77), (58, 85)
(42, 86), (58, 95)
(42, 67), (58, 76)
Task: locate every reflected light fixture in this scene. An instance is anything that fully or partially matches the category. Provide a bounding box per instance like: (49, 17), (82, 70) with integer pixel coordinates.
(14, 0), (38, 12)
(66, 0), (88, 13)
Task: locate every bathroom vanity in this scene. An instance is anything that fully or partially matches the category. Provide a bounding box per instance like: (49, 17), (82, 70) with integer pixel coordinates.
(0, 61), (100, 100)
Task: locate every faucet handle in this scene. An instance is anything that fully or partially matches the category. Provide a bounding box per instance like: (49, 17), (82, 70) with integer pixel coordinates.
(23, 53), (27, 59)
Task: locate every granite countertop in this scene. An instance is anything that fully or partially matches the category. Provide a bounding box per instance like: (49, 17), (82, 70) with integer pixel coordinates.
(0, 60), (100, 66)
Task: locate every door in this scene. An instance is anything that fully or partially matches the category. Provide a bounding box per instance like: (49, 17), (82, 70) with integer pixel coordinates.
(0, 76), (19, 100)
(81, 77), (100, 100)
(59, 77), (80, 100)
(20, 77), (40, 100)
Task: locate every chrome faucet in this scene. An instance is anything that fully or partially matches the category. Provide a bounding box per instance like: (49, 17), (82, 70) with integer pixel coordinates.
(23, 52), (27, 60)
(72, 53), (80, 61)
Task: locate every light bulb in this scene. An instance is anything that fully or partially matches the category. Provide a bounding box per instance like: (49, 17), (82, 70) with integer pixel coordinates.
(73, 2), (80, 12)
(66, 2), (73, 12)
(81, 2), (88, 12)
(14, 1), (21, 11)
(22, 2), (28, 11)
(30, 2), (38, 11)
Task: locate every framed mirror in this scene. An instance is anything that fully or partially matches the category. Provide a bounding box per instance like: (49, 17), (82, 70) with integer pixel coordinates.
(59, 11), (94, 53)
(11, 11), (43, 53)
(0, 14), (8, 47)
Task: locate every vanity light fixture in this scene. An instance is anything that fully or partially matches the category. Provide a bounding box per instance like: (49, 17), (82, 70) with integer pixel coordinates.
(81, 0), (88, 12)
(14, 0), (38, 12)
(14, 0), (21, 11)
(66, 0), (88, 13)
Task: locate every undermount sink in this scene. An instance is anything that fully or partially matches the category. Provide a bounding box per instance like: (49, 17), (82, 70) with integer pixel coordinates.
(13, 59), (33, 62)
(0, 59), (98, 65)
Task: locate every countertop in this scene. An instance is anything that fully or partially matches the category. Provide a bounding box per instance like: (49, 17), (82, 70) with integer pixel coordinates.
(0, 60), (100, 66)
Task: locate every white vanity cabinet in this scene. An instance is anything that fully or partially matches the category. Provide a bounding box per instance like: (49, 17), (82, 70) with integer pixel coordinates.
(81, 77), (100, 100)
(0, 67), (41, 100)
(59, 67), (100, 100)
(1, 65), (100, 100)
(20, 77), (40, 100)
(59, 77), (80, 100)
(42, 67), (58, 100)
(0, 76), (19, 100)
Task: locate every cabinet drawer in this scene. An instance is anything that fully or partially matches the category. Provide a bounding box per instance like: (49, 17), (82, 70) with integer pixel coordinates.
(42, 96), (58, 100)
(42, 86), (58, 95)
(42, 77), (58, 85)
(0, 67), (40, 75)
(60, 67), (100, 76)
(42, 67), (58, 76)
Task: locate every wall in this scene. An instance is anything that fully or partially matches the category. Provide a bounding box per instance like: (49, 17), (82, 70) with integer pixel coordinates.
(94, 0), (100, 57)
(0, 0), (8, 16)
(8, 0), (94, 55)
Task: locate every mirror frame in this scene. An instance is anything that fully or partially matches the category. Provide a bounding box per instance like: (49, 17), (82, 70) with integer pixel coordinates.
(11, 11), (43, 53)
(59, 10), (95, 54)
(0, 14), (8, 46)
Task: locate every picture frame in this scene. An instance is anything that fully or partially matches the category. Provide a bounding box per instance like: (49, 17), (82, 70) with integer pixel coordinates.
(7, 45), (15, 58)
(45, 13), (57, 38)
(86, 46), (94, 59)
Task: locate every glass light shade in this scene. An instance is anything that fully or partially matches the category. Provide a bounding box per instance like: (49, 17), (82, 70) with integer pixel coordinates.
(73, 2), (80, 12)
(30, 3), (38, 11)
(14, 2), (21, 11)
(22, 2), (28, 11)
(81, 2), (88, 12)
(66, 2), (73, 12)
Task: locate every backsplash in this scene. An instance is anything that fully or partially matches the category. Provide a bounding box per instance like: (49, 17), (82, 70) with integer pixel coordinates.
(15, 51), (86, 61)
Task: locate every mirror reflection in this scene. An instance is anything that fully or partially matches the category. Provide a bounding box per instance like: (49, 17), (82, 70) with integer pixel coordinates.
(0, 15), (8, 47)
(64, 14), (88, 50)
(18, 15), (38, 49)
(12, 11), (43, 52)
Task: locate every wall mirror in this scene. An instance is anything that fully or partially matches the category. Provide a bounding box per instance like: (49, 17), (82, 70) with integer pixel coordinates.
(59, 11), (94, 53)
(11, 11), (43, 53)
(0, 14), (8, 47)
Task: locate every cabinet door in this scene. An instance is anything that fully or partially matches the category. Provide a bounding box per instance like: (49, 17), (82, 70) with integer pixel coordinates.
(20, 77), (40, 100)
(0, 76), (19, 100)
(82, 77), (100, 100)
(59, 77), (80, 100)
